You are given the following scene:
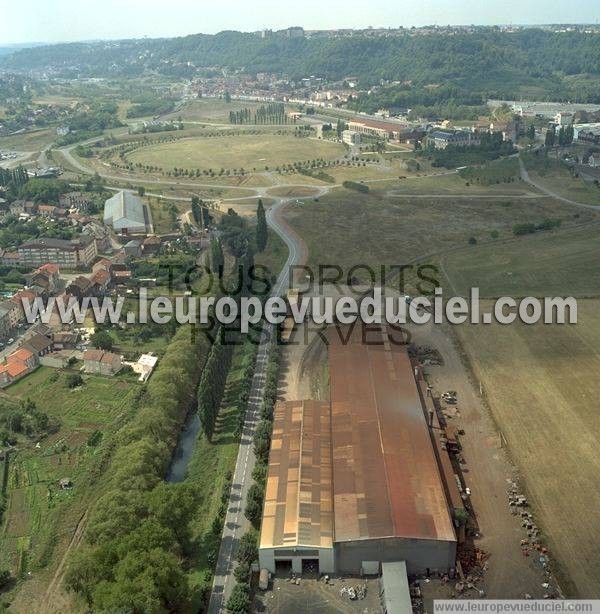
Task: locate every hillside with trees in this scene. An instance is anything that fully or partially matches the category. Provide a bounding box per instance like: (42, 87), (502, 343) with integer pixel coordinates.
(2, 30), (600, 102)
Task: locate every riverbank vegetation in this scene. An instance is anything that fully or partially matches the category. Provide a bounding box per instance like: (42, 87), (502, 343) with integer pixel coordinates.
(63, 324), (214, 611)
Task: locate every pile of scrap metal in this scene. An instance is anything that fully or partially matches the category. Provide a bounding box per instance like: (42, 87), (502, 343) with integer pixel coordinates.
(340, 583), (367, 600)
(410, 345), (444, 366)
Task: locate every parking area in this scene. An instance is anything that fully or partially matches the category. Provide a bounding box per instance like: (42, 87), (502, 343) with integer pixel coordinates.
(254, 574), (383, 613)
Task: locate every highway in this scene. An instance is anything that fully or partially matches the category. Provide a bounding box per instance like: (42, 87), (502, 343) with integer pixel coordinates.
(206, 196), (304, 613)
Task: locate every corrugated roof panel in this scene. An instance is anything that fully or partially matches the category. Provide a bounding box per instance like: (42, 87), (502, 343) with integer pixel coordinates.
(259, 400), (334, 550)
(329, 324), (456, 543)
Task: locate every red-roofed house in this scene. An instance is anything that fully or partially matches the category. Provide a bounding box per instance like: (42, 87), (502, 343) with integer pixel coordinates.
(0, 347), (39, 387)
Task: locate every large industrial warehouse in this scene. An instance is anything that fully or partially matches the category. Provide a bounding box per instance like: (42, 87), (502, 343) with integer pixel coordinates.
(259, 325), (457, 577)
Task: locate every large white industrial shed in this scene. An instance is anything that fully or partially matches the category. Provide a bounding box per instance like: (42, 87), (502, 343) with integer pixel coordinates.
(103, 191), (150, 234)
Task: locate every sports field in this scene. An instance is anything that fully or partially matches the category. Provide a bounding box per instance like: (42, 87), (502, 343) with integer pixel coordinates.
(455, 300), (600, 596)
(126, 134), (344, 171)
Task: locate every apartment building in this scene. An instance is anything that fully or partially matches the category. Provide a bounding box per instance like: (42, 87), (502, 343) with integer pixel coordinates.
(17, 237), (98, 268)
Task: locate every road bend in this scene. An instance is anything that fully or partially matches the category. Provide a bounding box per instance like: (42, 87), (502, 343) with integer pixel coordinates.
(207, 197), (303, 613)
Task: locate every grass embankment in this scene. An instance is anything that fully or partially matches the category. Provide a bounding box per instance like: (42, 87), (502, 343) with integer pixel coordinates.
(284, 184), (598, 282)
(56, 323), (215, 612)
(185, 339), (258, 608)
(254, 230), (288, 288)
(521, 151), (600, 206)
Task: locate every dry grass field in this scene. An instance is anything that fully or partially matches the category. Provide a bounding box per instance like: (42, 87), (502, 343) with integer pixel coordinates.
(441, 223), (600, 298)
(126, 134), (344, 171)
(454, 300), (600, 597)
(163, 98), (268, 123)
(284, 183), (598, 281)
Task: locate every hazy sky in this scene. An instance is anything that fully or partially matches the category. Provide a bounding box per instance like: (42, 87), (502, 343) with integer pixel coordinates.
(2, 0), (600, 45)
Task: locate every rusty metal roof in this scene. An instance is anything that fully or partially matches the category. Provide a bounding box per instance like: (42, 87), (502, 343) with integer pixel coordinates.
(328, 324), (456, 543)
(260, 400), (334, 550)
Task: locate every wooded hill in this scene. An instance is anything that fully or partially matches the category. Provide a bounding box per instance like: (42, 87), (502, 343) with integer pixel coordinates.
(2, 29), (600, 103)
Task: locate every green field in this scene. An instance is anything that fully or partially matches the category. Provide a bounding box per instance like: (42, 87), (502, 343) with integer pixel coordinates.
(126, 134), (344, 171)
(0, 128), (56, 151)
(0, 367), (139, 585)
(441, 223), (600, 297)
(148, 196), (180, 234)
(522, 153), (600, 206)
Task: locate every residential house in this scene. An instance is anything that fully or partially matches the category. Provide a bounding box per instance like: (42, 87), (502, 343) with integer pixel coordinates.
(22, 332), (53, 357)
(38, 204), (66, 219)
(123, 240), (142, 258)
(0, 300), (21, 337)
(1, 251), (19, 266)
(429, 130), (481, 150)
(342, 130), (361, 146)
(142, 236), (161, 256)
(82, 220), (111, 253)
(52, 332), (79, 350)
(93, 257), (113, 274)
(59, 191), (92, 212)
(33, 263), (61, 291)
(0, 347), (39, 388)
(66, 275), (92, 300)
(89, 268), (110, 295)
(83, 349), (123, 376)
(10, 289), (37, 323)
(18, 236), (98, 268)
(110, 264), (133, 287)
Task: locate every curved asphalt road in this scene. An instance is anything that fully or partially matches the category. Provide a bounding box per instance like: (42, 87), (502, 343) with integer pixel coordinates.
(206, 195), (306, 613)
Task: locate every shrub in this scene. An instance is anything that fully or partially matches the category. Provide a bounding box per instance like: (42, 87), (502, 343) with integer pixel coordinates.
(226, 582), (250, 613)
(342, 180), (369, 193)
(65, 373), (83, 389)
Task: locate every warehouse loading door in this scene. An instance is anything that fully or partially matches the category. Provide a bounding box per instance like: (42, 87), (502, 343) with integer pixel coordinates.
(361, 560), (381, 575)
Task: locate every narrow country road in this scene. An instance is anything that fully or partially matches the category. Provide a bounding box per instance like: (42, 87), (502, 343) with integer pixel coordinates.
(518, 155), (600, 211)
(206, 196), (306, 613)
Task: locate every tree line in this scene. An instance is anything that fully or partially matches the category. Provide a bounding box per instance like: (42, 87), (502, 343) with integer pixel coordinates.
(64, 318), (218, 611)
(6, 30), (600, 103)
(229, 103), (287, 125)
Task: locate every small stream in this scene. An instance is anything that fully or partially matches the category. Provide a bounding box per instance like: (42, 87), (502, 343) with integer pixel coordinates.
(165, 411), (201, 483)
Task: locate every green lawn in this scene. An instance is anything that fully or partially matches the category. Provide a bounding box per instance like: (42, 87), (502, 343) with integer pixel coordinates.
(254, 229), (288, 289)
(0, 128), (56, 151)
(165, 99), (281, 124)
(5, 367), (137, 429)
(148, 197), (180, 234)
(522, 152), (600, 206)
(126, 134), (344, 172)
